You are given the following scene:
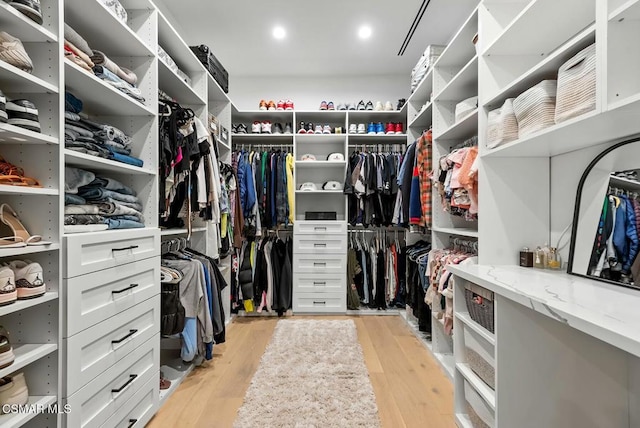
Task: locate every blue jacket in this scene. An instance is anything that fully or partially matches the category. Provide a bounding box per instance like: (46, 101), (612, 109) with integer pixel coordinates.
(237, 152), (256, 218)
(623, 197), (639, 273)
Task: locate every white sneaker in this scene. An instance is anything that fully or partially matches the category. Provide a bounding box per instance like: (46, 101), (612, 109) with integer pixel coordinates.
(7, 260), (45, 299)
(261, 121), (272, 134)
(251, 121), (261, 133)
(384, 101), (394, 111)
(0, 372), (28, 412)
(374, 101), (384, 111)
(0, 267), (15, 306)
(322, 125), (332, 134)
(348, 124), (357, 134)
(357, 123), (366, 134)
(314, 125), (323, 134)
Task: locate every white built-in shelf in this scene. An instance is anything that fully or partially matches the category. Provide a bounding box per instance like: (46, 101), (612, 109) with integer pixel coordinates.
(435, 6), (478, 68)
(0, 59), (57, 94)
(231, 133), (293, 139)
(157, 10), (205, 73)
(0, 185), (57, 196)
(610, 175), (640, 189)
(409, 102), (433, 128)
(0, 292), (58, 317)
(65, 0), (155, 57)
(347, 110), (406, 123)
(0, 395), (57, 428)
(348, 134), (408, 142)
(434, 109), (478, 141)
(231, 107), (295, 123)
(158, 59), (206, 106)
(455, 413), (473, 428)
(64, 61), (155, 117)
(294, 161), (346, 168)
(160, 226), (207, 236)
(159, 358), (195, 406)
(64, 150), (155, 176)
(408, 68), (434, 104)
(609, 0), (640, 21)
(207, 74), (230, 104)
(0, 344), (57, 379)
(295, 134), (346, 143)
(0, 123), (58, 145)
(0, 1), (57, 43)
(0, 243), (60, 258)
(483, 24), (596, 108)
(457, 363), (496, 409)
(432, 227), (478, 238)
(457, 312), (496, 345)
(295, 190), (344, 194)
(483, 0), (595, 57)
(433, 55), (478, 102)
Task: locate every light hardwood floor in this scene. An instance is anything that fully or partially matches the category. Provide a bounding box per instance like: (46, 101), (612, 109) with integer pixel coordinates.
(148, 315), (454, 428)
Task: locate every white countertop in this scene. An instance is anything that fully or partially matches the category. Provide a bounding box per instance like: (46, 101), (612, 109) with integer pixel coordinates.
(448, 264), (640, 358)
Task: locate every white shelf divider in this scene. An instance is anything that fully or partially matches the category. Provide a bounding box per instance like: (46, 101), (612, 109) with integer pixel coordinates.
(64, 150), (155, 176)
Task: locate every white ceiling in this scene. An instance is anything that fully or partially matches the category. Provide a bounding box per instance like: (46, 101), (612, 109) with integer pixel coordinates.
(155, 0), (478, 77)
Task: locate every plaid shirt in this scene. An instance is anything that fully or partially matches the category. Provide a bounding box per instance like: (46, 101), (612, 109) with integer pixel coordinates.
(416, 131), (432, 228)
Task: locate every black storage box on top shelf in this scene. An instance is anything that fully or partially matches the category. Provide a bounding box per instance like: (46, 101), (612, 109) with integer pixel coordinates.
(189, 44), (229, 93)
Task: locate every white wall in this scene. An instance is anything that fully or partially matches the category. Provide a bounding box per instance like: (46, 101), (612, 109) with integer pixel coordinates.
(229, 74), (409, 111)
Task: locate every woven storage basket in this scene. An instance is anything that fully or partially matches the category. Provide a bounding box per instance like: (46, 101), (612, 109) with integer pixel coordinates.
(466, 403), (490, 428)
(466, 347), (495, 389)
(455, 96), (478, 122)
(486, 98), (518, 149)
(513, 80), (557, 137)
(465, 380), (494, 428)
(464, 283), (494, 333)
(555, 43), (596, 124)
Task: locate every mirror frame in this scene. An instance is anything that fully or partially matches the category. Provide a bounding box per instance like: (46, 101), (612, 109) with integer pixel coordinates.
(567, 136), (640, 289)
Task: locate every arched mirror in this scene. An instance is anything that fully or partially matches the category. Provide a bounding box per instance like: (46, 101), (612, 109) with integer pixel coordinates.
(568, 137), (640, 289)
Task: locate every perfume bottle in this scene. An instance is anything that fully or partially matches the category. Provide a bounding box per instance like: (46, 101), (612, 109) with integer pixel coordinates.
(547, 247), (562, 270)
(519, 247), (534, 267)
(534, 246), (546, 269)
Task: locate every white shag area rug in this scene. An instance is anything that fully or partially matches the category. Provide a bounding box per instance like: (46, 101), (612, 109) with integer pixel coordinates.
(234, 319), (381, 428)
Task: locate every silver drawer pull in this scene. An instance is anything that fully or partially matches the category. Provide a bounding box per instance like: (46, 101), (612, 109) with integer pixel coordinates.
(112, 283), (139, 295)
(111, 329), (137, 344)
(111, 374), (137, 393)
(314, 227), (327, 231)
(313, 301), (326, 305)
(112, 245), (139, 253)
(314, 243), (327, 247)
(313, 281), (326, 286)
(127, 419), (137, 428)
(313, 262), (326, 267)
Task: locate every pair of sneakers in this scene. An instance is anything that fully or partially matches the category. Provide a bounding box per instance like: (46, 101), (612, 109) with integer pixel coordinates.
(3, 0), (43, 25)
(319, 101), (335, 111)
(0, 260), (45, 306)
(252, 121), (273, 134)
(0, 91), (40, 133)
(259, 99), (294, 111)
(298, 122), (332, 134)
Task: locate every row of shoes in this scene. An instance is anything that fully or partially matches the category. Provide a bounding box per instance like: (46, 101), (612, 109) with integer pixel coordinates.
(234, 121), (295, 134)
(298, 123), (339, 134)
(321, 100), (405, 111)
(349, 122), (404, 135)
(0, 260), (45, 305)
(259, 99), (295, 111)
(0, 91), (41, 133)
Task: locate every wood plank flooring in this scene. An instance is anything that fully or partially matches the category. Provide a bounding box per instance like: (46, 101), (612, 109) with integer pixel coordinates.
(148, 316), (454, 428)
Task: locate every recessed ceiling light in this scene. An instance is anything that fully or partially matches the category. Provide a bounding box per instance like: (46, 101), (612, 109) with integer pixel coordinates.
(358, 25), (372, 39)
(273, 26), (286, 40)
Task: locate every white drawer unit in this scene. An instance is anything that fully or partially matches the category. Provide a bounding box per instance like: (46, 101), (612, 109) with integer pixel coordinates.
(294, 274), (345, 293)
(64, 257), (160, 337)
(65, 336), (159, 428)
(64, 295), (160, 396)
(293, 292), (346, 313)
(293, 254), (346, 274)
(100, 375), (158, 428)
(64, 228), (160, 278)
(294, 235), (347, 254)
(294, 221), (347, 235)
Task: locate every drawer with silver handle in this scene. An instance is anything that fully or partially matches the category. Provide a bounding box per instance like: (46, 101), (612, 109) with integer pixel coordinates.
(293, 274), (344, 293)
(64, 295), (159, 396)
(294, 221), (347, 235)
(64, 257), (160, 337)
(293, 292), (346, 313)
(64, 228), (160, 278)
(293, 254), (346, 274)
(65, 335), (158, 428)
(294, 236), (347, 254)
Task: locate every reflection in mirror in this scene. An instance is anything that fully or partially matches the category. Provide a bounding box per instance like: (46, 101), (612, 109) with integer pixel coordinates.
(568, 138), (640, 289)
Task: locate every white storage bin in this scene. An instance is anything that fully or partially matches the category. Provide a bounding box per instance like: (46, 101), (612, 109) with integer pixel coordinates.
(555, 43), (596, 124)
(512, 80), (557, 137)
(464, 325), (495, 389)
(486, 98), (519, 149)
(465, 380), (495, 428)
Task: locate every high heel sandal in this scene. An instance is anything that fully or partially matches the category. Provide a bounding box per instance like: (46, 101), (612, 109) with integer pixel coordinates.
(0, 156), (42, 187)
(0, 204), (50, 246)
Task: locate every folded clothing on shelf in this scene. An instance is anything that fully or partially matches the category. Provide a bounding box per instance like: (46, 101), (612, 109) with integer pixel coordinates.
(64, 167), (145, 230)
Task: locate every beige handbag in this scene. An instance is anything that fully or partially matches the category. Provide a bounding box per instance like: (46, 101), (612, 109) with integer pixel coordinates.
(486, 98), (518, 149)
(513, 80), (557, 137)
(555, 43), (596, 124)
